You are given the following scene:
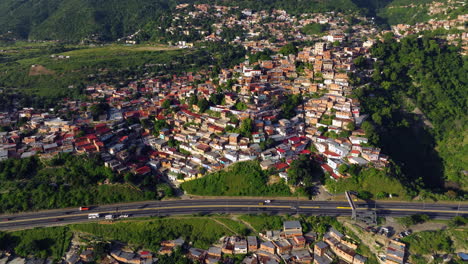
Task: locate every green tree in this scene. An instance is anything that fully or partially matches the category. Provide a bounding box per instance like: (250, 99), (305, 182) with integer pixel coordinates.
(239, 118), (254, 138)
(279, 43), (298, 56)
(197, 98), (209, 113)
(162, 99), (171, 109)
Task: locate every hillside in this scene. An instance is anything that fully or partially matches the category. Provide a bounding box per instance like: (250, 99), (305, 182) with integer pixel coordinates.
(0, 0), (174, 41)
(376, 0), (467, 25)
(0, 0), (361, 41)
(358, 35), (468, 193)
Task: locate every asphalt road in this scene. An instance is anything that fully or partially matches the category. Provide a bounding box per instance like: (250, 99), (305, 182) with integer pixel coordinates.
(0, 199), (466, 230)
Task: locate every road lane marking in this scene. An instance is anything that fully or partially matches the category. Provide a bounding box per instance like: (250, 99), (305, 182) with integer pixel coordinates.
(0, 205), (291, 224)
(1, 205), (466, 226)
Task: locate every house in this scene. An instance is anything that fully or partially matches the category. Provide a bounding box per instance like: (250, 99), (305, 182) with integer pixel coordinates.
(247, 236), (258, 252)
(260, 241), (276, 254)
(353, 254), (367, 264)
(80, 250), (94, 262)
(242, 256), (259, 264)
(313, 254), (332, 264)
(110, 250), (140, 264)
(291, 235), (306, 248)
(283, 221), (302, 237)
(314, 241), (329, 257)
(207, 247), (222, 258)
(188, 248), (206, 262)
(235, 239), (248, 254)
(386, 240), (406, 264)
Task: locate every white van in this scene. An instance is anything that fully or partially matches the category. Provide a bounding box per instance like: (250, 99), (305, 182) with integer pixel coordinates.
(88, 213), (100, 219)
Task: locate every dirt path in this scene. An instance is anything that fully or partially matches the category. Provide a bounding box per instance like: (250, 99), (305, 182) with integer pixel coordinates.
(211, 218), (238, 234)
(232, 215), (258, 233)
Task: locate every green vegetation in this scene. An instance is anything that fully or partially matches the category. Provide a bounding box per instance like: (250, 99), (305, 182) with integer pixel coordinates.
(377, 5), (431, 25)
(397, 214), (430, 228)
(238, 214), (285, 231)
(376, 0), (467, 25)
(72, 217), (236, 250)
(287, 154), (324, 195)
(0, 154), (156, 213)
(280, 94), (303, 119)
(300, 23), (329, 35)
(212, 217), (251, 236)
(181, 161), (292, 196)
(193, 0), (359, 15)
(402, 229), (464, 255)
(360, 35), (467, 193)
(447, 216), (468, 228)
(248, 49), (273, 64)
(279, 43), (298, 56)
(0, 44), (183, 97)
(0, 0), (175, 41)
(0, 0), (360, 42)
(0, 42), (245, 99)
(326, 167), (407, 198)
(0, 227), (72, 260)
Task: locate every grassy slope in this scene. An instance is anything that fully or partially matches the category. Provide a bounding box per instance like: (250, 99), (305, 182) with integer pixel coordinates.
(181, 161), (292, 197)
(402, 228), (468, 261)
(72, 217), (237, 250)
(0, 44), (186, 96)
(2, 227), (72, 260)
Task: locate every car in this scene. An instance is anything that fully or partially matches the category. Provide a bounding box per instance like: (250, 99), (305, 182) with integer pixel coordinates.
(4, 218), (11, 221)
(54, 218), (63, 222)
(264, 200), (271, 204)
(119, 214), (130, 218)
(290, 206), (297, 210)
(258, 202), (264, 206)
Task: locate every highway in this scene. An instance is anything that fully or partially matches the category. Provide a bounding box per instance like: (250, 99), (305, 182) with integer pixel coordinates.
(0, 199), (466, 230)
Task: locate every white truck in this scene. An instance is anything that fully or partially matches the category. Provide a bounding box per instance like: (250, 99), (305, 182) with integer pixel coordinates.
(88, 213), (100, 219)
(105, 214), (115, 220)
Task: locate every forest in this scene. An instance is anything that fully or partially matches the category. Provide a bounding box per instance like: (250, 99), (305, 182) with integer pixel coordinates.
(356, 34), (467, 196)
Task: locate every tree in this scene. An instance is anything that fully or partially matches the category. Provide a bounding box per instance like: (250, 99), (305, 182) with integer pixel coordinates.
(239, 118), (253, 138)
(338, 164), (349, 175)
(346, 122), (356, 131)
(154, 119), (169, 135)
(197, 98), (209, 113)
(357, 191), (373, 200)
(287, 155), (323, 189)
(300, 23), (329, 35)
(447, 216), (467, 228)
(209, 93), (224, 106)
(188, 93), (198, 106)
(162, 99), (171, 109)
(279, 43), (298, 56)
(89, 103), (109, 120)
